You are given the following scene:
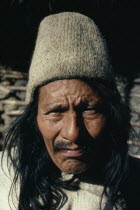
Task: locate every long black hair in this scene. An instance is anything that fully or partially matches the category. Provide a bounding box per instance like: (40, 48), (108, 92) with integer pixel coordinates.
(2, 78), (131, 210)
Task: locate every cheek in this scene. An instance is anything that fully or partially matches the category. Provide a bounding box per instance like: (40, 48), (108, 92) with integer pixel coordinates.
(85, 117), (106, 138)
(37, 119), (55, 160)
(37, 114), (61, 140)
(37, 114), (64, 162)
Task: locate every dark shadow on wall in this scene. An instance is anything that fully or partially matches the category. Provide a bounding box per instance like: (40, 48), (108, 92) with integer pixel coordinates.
(0, 1), (139, 76)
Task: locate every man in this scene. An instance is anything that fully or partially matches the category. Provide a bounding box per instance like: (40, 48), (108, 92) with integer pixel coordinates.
(0, 12), (134, 209)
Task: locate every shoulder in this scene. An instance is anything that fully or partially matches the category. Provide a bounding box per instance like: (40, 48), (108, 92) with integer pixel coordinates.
(126, 155), (140, 210)
(128, 155), (140, 188)
(0, 151), (18, 210)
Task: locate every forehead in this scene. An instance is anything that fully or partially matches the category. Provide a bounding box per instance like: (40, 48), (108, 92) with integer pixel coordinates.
(38, 79), (101, 104)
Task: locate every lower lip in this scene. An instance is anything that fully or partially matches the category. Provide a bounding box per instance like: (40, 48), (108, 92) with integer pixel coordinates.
(60, 149), (85, 157)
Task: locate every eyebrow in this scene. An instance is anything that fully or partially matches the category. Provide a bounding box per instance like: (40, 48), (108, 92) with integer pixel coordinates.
(76, 100), (103, 111)
(42, 103), (68, 113)
(43, 100), (102, 113)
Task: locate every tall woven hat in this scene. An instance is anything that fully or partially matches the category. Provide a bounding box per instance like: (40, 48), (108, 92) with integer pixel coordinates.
(26, 12), (114, 102)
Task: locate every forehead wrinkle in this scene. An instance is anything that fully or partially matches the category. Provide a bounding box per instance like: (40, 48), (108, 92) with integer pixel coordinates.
(63, 94), (98, 108)
(41, 80), (90, 96)
(38, 79), (101, 108)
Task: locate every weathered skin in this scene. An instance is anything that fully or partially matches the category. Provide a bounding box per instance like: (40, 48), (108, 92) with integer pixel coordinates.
(37, 79), (106, 174)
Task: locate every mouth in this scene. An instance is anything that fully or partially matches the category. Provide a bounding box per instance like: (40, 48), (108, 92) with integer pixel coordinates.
(58, 147), (87, 158)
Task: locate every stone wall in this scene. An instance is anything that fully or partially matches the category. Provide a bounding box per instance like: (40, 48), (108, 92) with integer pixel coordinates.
(116, 77), (140, 157)
(0, 69), (27, 150)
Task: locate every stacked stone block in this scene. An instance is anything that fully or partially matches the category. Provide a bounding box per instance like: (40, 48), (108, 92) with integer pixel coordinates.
(0, 69), (27, 150)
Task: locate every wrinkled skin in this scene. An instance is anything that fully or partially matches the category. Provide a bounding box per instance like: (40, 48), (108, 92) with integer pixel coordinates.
(37, 79), (106, 174)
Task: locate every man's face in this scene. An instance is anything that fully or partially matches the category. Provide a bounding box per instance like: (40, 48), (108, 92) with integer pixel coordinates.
(37, 79), (106, 174)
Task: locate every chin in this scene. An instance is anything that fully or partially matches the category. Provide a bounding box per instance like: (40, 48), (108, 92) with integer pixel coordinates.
(61, 159), (88, 174)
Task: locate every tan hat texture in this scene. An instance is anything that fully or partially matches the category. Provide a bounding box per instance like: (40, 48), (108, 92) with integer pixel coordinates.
(26, 12), (113, 102)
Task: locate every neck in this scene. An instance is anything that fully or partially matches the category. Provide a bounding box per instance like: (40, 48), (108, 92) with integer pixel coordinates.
(48, 160), (104, 188)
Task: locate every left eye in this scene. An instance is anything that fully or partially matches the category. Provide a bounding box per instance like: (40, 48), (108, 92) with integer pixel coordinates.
(48, 108), (66, 114)
(49, 111), (64, 116)
(83, 109), (96, 114)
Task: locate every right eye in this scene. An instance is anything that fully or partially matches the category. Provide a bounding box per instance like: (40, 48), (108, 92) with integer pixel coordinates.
(43, 112), (63, 122)
(47, 108), (66, 114)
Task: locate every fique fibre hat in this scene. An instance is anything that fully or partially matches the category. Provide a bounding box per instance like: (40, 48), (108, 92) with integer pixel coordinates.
(26, 12), (114, 102)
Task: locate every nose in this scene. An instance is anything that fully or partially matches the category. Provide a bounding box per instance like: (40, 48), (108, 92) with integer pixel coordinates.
(60, 112), (80, 142)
